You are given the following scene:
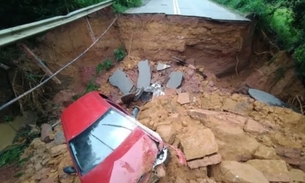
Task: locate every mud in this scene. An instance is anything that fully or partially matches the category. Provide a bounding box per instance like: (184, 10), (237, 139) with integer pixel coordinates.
(3, 6), (305, 183)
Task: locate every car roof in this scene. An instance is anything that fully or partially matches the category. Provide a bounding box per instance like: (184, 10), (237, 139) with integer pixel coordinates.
(61, 91), (111, 141)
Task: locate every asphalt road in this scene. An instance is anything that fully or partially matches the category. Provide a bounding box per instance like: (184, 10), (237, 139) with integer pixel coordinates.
(125, 0), (249, 21)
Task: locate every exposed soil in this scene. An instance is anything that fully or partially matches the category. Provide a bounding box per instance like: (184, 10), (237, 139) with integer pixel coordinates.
(2, 6), (305, 183)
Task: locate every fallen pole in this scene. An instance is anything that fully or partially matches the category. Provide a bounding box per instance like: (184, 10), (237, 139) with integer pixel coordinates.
(0, 17), (117, 111)
(20, 44), (62, 84)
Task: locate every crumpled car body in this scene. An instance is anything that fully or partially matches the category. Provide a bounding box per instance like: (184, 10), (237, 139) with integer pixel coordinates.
(61, 91), (184, 183)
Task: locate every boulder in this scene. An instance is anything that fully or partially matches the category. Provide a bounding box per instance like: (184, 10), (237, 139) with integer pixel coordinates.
(246, 160), (290, 182)
(41, 124), (52, 142)
(211, 161), (269, 183)
(180, 128), (218, 160)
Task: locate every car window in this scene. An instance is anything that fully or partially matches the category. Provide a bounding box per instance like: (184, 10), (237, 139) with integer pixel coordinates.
(69, 109), (136, 174)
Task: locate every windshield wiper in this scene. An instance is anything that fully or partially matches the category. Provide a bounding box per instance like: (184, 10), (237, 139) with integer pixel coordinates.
(90, 133), (114, 151)
(102, 124), (132, 131)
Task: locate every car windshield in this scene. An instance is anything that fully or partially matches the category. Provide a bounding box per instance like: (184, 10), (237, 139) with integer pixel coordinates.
(69, 108), (136, 174)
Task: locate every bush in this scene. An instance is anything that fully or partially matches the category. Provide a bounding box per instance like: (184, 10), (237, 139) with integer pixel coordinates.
(114, 46), (126, 62)
(212, 0), (305, 77)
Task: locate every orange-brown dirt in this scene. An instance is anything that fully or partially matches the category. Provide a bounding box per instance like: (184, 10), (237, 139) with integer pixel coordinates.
(3, 7), (305, 183)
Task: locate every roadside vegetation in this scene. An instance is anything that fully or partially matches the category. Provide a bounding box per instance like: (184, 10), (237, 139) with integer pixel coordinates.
(212, 0), (305, 80)
(0, 0), (142, 29)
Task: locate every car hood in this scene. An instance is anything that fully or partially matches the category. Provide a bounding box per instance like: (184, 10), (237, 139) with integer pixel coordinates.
(80, 127), (159, 183)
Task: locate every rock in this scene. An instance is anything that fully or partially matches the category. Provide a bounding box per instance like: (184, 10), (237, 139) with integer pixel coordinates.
(175, 177), (186, 183)
(288, 169), (305, 182)
(180, 128), (218, 160)
(177, 92), (190, 105)
(41, 124), (52, 142)
(253, 145), (278, 159)
(156, 125), (176, 144)
(211, 161), (269, 183)
(243, 119), (268, 135)
(246, 160), (290, 182)
(49, 144), (67, 157)
(213, 124), (260, 161)
(54, 131), (66, 145)
(187, 153), (222, 169)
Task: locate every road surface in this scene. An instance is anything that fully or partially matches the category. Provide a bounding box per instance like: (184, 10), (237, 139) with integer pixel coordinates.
(125, 0), (249, 21)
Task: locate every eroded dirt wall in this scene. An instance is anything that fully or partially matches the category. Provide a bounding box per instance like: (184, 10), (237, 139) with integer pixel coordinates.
(33, 8), (122, 92)
(118, 14), (251, 76)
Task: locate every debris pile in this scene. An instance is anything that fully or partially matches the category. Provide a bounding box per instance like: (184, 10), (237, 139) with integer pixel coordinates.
(12, 56), (305, 183)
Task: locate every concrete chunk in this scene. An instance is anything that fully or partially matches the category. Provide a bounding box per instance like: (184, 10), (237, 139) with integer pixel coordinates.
(109, 69), (134, 94)
(137, 60), (151, 88)
(167, 71), (183, 89)
(157, 63), (170, 71)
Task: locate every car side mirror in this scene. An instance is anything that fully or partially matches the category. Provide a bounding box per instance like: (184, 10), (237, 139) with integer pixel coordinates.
(63, 166), (76, 174)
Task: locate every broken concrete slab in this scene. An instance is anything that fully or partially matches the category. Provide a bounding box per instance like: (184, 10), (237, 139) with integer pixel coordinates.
(180, 128), (218, 160)
(137, 60), (151, 88)
(157, 63), (171, 71)
(109, 69), (134, 94)
(167, 71), (183, 89)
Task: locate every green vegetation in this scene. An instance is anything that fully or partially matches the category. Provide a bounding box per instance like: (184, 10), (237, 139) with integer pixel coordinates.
(212, 0), (305, 77)
(0, 145), (25, 167)
(85, 80), (99, 93)
(114, 46), (127, 62)
(0, 0), (142, 29)
(112, 0), (142, 13)
(103, 59), (114, 70)
(96, 59), (114, 74)
(4, 115), (14, 122)
(0, 127), (38, 167)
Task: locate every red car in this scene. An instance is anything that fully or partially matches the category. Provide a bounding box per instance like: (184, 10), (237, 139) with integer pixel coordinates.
(60, 91), (180, 183)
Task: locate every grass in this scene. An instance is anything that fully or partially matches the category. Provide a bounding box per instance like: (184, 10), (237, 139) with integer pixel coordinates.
(114, 46), (126, 62)
(96, 59), (114, 74)
(85, 80), (99, 93)
(0, 145), (26, 167)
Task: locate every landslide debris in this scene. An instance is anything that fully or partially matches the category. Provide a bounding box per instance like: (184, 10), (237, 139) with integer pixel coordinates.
(10, 57), (305, 183)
